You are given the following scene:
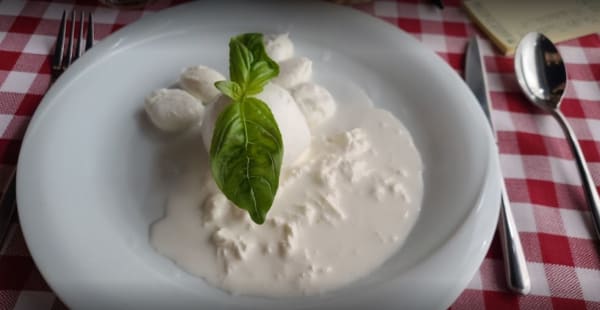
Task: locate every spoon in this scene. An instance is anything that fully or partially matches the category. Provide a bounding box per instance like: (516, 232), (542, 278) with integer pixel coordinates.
(514, 32), (600, 240)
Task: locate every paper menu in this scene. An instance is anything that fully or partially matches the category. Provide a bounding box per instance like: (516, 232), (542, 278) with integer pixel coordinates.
(463, 0), (600, 55)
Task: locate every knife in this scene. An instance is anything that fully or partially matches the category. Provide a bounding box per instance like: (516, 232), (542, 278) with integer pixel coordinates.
(465, 36), (531, 295)
(0, 169), (16, 247)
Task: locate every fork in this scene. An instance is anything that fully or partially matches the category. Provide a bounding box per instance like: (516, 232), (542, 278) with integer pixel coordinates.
(52, 10), (94, 80)
(0, 10), (95, 248)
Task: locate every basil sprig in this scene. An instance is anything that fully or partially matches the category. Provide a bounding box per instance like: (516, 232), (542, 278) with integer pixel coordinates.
(211, 33), (283, 224)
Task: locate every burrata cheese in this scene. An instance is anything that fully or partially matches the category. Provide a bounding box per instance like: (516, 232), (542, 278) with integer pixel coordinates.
(201, 83), (311, 168)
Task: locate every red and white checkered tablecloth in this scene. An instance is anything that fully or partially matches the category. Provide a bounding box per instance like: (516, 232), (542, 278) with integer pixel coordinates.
(1, 0), (599, 309)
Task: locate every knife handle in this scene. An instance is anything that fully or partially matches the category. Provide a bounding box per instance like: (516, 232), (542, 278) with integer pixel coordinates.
(498, 181), (531, 295)
(0, 170), (16, 247)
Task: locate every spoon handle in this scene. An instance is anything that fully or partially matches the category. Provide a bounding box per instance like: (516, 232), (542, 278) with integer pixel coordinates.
(553, 110), (600, 240)
(498, 181), (531, 294)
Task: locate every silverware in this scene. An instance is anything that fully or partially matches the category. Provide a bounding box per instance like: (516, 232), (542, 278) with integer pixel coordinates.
(431, 0), (444, 9)
(52, 10), (94, 80)
(0, 170), (16, 247)
(514, 32), (600, 241)
(0, 10), (95, 247)
(465, 36), (531, 295)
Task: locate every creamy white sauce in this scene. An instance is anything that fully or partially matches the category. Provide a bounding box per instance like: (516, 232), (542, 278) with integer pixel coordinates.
(148, 34), (423, 297)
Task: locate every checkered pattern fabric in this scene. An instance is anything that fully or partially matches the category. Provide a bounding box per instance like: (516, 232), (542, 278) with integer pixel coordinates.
(0, 0), (599, 309)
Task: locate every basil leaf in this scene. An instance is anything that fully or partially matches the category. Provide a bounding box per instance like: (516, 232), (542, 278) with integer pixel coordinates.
(215, 80), (243, 101)
(230, 33), (279, 95)
(210, 97), (283, 224)
(234, 33), (266, 59)
(229, 39), (253, 86)
(211, 32), (283, 224)
(246, 60), (279, 96)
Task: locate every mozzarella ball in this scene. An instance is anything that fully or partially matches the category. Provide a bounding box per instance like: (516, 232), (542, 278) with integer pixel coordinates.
(179, 66), (226, 104)
(145, 88), (204, 132)
(272, 57), (312, 90)
(263, 33), (294, 62)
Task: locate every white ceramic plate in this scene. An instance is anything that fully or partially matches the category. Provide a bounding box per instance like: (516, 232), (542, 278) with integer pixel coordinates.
(17, 2), (501, 309)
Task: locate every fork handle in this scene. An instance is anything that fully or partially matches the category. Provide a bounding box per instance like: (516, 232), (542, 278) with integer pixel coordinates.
(498, 181), (531, 295)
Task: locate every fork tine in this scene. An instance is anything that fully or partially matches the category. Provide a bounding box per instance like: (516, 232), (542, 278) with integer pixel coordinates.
(74, 11), (84, 59)
(64, 10), (75, 68)
(51, 11), (66, 78)
(85, 12), (94, 51)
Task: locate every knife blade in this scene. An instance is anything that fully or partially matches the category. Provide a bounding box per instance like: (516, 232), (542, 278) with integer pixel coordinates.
(465, 37), (494, 132)
(465, 36), (531, 295)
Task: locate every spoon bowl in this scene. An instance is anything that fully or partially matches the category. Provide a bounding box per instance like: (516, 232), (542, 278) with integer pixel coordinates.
(514, 32), (600, 241)
(514, 32), (567, 112)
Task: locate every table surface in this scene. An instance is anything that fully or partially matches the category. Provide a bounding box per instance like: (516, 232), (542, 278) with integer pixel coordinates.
(1, 0), (599, 309)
